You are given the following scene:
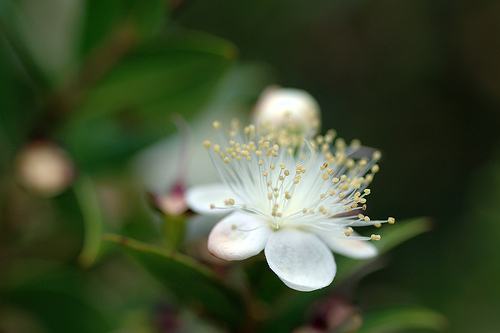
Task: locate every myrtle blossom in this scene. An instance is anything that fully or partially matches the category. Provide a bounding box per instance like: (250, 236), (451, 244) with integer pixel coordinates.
(186, 121), (395, 291)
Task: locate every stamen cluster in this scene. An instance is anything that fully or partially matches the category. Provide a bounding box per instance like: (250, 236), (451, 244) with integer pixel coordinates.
(202, 120), (394, 239)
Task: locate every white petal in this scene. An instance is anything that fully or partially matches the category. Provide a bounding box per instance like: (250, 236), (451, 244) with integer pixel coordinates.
(265, 229), (336, 292)
(208, 212), (270, 261)
(318, 230), (378, 259)
(186, 183), (234, 215)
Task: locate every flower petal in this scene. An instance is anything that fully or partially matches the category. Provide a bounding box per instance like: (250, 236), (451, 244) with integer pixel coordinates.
(208, 212), (270, 261)
(318, 230), (378, 259)
(265, 229), (336, 291)
(186, 183), (234, 215)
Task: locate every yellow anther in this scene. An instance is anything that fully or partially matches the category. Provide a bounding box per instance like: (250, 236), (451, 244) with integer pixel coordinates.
(296, 165), (305, 173)
(374, 223), (382, 228)
(203, 140), (211, 148)
(336, 138), (346, 149)
(370, 234), (381, 241)
(350, 139), (361, 149)
(344, 227), (354, 236)
(212, 121), (221, 129)
(373, 150), (382, 160)
(364, 216), (370, 222)
(224, 198), (235, 206)
(364, 189), (371, 195)
(371, 164), (380, 173)
(332, 177), (340, 183)
(388, 217), (396, 224)
(213, 144), (220, 153)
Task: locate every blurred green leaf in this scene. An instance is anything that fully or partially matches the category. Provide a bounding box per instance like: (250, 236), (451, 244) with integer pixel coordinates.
(374, 217), (432, 254)
(0, 40), (38, 163)
(60, 31), (237, 172)
(260, 217), (431, 333)
(1, 268), (112, 333)
(357, 306), (447, 333)
(75, 176), (103, 268)
(103, 233), (245, 329)
(335, 217), (432, 281)
(79, 0), (168, 57)
(0, 0), (82, 85)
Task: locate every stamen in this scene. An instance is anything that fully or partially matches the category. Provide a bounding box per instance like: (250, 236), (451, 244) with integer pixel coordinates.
(203, 120), (391, 237)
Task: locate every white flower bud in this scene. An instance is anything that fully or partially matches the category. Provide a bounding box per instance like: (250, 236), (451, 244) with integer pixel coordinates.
(253, 86), (321, 137)
(16, 141), (74, 197)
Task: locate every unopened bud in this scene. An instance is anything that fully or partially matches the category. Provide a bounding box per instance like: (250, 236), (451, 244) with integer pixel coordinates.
(16, 141), (74, 197)
(151, 181), (188, 216)
(253, 86), (321, 137)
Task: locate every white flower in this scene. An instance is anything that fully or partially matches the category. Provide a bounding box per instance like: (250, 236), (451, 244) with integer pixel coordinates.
(253, 87), (320, 137)
(187, 121), (394, 291)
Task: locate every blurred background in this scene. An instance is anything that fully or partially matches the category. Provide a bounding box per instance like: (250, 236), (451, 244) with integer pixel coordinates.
(1, 0), (500, 332)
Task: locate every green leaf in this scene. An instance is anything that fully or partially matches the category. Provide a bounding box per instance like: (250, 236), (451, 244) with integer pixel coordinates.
(60, 31), (236, 172)
(103, 233), (245, 329)
(335, 217), (433, 281)
(79, 0), (168, 57)
(74, 176), (103, 268)
(1, 268), (112, 333)
(260, 218), (432, 333)
(358, 307), (447, 333)
(375, 217), (432, 254)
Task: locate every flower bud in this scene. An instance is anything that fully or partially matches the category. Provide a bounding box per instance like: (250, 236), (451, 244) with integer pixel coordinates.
(147, 182), (188, 216)
(15, 141), (74, 197)
(253, 86), (321, 136)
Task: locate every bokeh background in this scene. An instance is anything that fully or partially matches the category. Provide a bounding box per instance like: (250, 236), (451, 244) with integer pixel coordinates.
(1, 0), (500, 332)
